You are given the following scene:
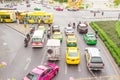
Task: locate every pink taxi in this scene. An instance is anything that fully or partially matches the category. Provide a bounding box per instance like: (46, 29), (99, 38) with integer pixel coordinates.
(23, 63), (59, 80)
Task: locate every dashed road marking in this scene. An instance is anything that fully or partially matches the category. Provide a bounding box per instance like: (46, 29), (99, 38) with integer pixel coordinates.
(24, 57), (31, 70)
(65, 63), (67, 74)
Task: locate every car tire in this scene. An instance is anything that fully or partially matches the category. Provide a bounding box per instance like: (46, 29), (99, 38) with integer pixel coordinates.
(55, 70), (58, 76)
(47, 49), (53, 54)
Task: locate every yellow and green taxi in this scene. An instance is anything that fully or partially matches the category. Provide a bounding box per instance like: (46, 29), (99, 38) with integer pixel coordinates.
(83, 33), (97, 45)
(66, 47), (80, 64)
(66, 35), (77, 47)
(38, 26), (46, 33)
(52, 32), (62, 42)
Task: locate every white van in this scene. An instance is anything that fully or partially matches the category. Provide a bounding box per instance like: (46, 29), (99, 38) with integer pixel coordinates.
(46, 39), (61, 61)
(85, 47), (105, 70)
(31, 30), (45, 48)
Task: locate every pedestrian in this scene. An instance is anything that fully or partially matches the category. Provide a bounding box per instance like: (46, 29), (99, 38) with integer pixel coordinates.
(73, 22), (75, 29)
(95, 30), (98, 38)
(47, 31), (51, 39)
(102, 11), (104, 16)
(118, 13), (120, 20)
(94, 12), (96, 17)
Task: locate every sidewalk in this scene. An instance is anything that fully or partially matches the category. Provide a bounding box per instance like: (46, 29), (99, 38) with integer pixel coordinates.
(5, 23), (31, 35)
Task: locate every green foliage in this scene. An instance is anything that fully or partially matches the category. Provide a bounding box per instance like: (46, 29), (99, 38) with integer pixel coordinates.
(114, 0), (120, 5)
(90, 22), (120, 66)
(115, 21), (120, 38)
(56, 0), (67, 3)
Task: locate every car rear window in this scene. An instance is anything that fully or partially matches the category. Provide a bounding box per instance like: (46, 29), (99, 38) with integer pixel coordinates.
(91, 57), (103, 63)
(68, 51), (78, 57)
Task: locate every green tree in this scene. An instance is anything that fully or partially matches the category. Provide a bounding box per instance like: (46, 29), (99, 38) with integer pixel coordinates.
(114, 0), (120, 5)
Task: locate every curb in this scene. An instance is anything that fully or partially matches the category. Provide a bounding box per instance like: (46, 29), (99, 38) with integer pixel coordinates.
(5, 23), (25, 35)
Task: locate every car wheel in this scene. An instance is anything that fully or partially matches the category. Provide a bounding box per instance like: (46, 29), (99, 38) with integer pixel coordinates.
(55, 70), (58, 76)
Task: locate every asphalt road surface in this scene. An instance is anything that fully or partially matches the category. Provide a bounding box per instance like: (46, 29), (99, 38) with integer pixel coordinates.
(0, 1), (120, 80)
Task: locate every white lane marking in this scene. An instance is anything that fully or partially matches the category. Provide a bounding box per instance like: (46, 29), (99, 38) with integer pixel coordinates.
(24, 57), (31, 70)
(65, 63), (67, 74)
(3, 42), (7, 46)
(40, 50), (46, 65)
(78, 64), (81, 72)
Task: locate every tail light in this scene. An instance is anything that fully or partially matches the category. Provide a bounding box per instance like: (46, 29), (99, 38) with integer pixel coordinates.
(102, 64), (105, 67)
(76, 58), (79, 60)
(87, 63), (90, 67)
(67, 58), (70, 60)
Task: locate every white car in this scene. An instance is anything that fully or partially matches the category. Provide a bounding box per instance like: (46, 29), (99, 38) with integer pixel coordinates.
(65, 27), (74, 35)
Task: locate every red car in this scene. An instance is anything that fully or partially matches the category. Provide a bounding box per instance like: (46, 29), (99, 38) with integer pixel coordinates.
(23, 63), (59, 80)
(55, 7), (64, 11)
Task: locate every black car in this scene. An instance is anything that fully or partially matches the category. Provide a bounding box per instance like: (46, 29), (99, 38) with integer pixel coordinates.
(77, 23), (88, 34)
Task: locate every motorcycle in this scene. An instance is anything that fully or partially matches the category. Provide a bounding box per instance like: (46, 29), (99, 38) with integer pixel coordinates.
(24, 38), (28, 48)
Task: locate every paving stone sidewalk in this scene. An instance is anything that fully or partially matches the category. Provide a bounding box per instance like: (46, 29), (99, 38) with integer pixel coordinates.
(5, 23), (31, 35)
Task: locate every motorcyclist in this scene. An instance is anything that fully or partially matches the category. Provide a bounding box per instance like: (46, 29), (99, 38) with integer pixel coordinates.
(26, 33), (30, 42)
(24, 37), (28, 47)
(68, 22), (71, 27)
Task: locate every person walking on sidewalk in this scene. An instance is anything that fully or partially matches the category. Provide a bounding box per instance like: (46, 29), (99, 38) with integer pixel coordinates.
(102, 11), (104, 16)
(94, 12), (96, 17)
(95, 30), (98, 38)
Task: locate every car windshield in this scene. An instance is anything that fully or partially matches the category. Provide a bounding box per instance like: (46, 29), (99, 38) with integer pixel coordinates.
(26, 72), (39, 80)
(91, 57), (103, 63)
(67, 28), (73, 31)
(68, 50), (78, 57)
(80, 26), (87, 28)
(68, 38), (76, 41)
(53, 34), (60, 37)
(88, 35), (96, 40)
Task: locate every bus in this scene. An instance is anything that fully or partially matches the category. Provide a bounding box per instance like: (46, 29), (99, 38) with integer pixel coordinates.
(18, 11), (53, 24)
(0, 10), (16, 23)
(31, 30), (45, 48)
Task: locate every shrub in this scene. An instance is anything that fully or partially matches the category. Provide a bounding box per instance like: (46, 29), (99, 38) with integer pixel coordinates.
(90, 22), (120, 66)
(115, 21), (120, 38)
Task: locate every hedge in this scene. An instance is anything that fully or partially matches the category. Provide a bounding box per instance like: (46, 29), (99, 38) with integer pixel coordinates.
(90, 22), (120, 66)
(115, 21), (120, 38)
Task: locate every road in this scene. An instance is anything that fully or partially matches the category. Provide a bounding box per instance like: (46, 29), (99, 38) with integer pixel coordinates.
(0, 0), (120, 80)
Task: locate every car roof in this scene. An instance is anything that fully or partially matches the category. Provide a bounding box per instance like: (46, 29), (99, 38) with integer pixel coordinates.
(87, 48), (101, 57)
(46, 39), (60, 46)
(80, 23), (86, 26)
(53, 25), (59, 28)
(66, 27), (73, 29)
(32, 67), (46, 75)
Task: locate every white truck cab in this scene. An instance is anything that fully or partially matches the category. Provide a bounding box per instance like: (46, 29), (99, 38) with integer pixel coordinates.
(46, 39), (61, 61)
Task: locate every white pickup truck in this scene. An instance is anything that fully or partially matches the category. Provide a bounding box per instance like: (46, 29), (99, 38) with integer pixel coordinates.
(46, 39), (61, 61)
